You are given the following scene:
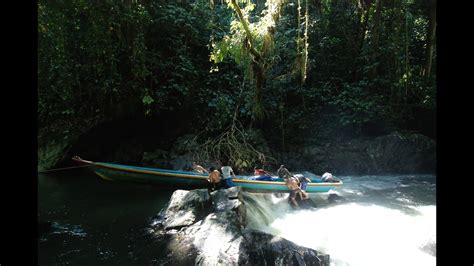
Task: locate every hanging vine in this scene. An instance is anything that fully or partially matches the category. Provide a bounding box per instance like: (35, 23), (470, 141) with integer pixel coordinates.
(210, 0), (287, 121)
(293, 0), (309, 84)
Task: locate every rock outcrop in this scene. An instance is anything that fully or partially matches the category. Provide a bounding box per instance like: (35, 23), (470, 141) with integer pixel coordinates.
(279, 131), (436, 175)
(148, 187), (329, 265)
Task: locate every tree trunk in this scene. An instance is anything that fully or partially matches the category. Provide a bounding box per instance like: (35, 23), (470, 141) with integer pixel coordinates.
(229, 0), (261, 60)
(423, 0), (436, 79)
(352, 1), (372, 82)
(369, 0), (382, 79)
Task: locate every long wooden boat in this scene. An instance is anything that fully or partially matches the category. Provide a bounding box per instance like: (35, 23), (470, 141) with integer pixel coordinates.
(72, 157), (342, 193)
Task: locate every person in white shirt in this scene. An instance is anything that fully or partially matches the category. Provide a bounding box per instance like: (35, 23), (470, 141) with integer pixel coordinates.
(221, 165), (236, 188)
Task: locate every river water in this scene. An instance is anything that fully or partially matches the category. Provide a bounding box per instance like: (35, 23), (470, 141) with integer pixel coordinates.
(38, 169), (175, 265)
(244, 174), (436, 266)
(38, 170), (435, 265)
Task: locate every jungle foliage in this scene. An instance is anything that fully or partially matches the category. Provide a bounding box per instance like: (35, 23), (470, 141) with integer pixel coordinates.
(39, 0), (436, 155)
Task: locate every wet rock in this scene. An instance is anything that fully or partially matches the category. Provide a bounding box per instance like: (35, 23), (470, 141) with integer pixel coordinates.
(420, 242), (436, 257)
(290, 196), (317, 209)
(151, 187), (245, 265)
(239, 230), (330, 266)
(210, 187), (247, 227)
(149, 187), (329, 265)
(327, 193), (346, 204)
(38, 138), (73, 171)
(154, 189), (212, 230)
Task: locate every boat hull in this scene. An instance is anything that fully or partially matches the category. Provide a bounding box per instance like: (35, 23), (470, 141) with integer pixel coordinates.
(78, 160), (342, 193)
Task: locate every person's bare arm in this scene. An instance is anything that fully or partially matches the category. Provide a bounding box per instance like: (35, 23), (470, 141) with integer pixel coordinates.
(197, 165), (209, 174)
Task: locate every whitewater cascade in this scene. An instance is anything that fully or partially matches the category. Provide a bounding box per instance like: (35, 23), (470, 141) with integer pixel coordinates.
(242, 175), (436, 266)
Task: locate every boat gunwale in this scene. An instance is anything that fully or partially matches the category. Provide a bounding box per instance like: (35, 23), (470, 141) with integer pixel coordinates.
(91, 161), (343, 187)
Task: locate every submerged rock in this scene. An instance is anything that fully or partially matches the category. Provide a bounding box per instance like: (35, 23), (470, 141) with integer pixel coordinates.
(327, 193), (346, 204)
(290, 196), (317, 209)
(149, 187), (329, 265)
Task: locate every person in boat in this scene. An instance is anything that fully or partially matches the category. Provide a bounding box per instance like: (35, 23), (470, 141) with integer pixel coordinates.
(254, 167), (273, 181)
(192, 162), (209, 174)
(221, 164), (236, 188)
(294, 174), (310, 200)
(322, 172), (338, 182)
(277, 164), (292, 179)
(284, 175), (302, 207)
(207, 167), (222, 194)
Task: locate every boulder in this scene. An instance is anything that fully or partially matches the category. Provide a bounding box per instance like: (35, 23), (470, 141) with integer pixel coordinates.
(149, 187), (330, 265)
(38, 138), (73, 171)
(278, 131), (435, 175)
(366, 132), (436, 174)
(170, 134), (200, 155)
(239, 230), (330, 266)
(153, 189), (211, 230)
(327, 193), (346, 204)
(210, 187), (247, 227)
(167, 134), (200, 170)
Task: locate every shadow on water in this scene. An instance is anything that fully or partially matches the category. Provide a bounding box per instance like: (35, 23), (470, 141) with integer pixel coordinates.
(38, 169), (175, 265)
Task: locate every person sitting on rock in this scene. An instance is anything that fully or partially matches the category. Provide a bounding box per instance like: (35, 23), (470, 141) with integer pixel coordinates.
(254, 167), (273, 181)
(192, 162), (209, 174)
(322, 172), (337, 182)
(284, 176), (302, 207)
(277, 164), (292, 180)
(221, 164), (236, 188)
(294, 174), (311, 200)
(207, 167), (222, 194)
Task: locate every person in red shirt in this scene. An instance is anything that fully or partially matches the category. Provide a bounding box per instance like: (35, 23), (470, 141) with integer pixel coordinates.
(254, 167), (268, 176)
(254, 167), (273, 181)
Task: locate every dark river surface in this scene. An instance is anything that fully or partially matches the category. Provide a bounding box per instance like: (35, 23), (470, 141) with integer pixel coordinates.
(38, 169), (436, 266)
(38, 169), (175, 265)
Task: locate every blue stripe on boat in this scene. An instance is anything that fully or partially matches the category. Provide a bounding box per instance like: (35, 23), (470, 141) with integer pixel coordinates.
(84, 160), (341, 193)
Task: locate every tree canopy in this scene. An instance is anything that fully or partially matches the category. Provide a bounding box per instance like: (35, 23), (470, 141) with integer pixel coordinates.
(39, 0), (436, 164)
